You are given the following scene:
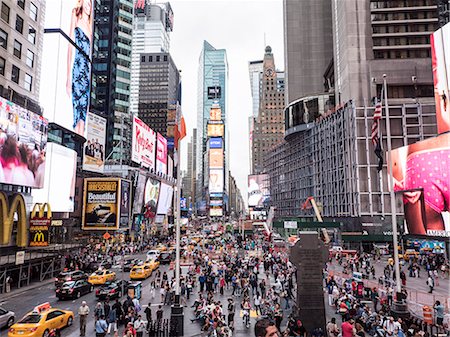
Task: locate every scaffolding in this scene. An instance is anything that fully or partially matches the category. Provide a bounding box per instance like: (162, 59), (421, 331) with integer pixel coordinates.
(265, 102), (437, 228)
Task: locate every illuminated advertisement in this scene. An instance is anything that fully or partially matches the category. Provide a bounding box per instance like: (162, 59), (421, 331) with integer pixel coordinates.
(389, 133), (450, 237)
(209, 169), (224, 193)
(132, 172), (146, 214)
(31, 143), (76, 212)
(83, 112), (106, 173)
(209, 149), (224, 168)
(168, 156), (173, 178)
(210, 207), (223, 217)
(209, 137), (223, 149)
(431, 23), (450, 134)
(0, 97), (48, 188)
(210, 199), (223, 207)
(131, 116), (156, 170)
(144, 178), (160, 219)
(248, 174), (270, 207)
(207, 86), (222, 100)
(209, 106), (222, 121)
(82, 178), (120, 230)
(207, 124), (224, 137)
(119, 179), (131, 229)
(156, 133), (168, 174)
(156, 183), (173, 215)
(40, 0), (95, 136)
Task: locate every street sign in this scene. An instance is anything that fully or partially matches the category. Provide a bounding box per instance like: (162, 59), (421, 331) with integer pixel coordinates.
(15, 251), (25, 265)
(103, 232), (111, 240)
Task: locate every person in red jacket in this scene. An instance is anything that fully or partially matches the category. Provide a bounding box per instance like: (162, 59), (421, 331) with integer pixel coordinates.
(123, 322), (136, 337)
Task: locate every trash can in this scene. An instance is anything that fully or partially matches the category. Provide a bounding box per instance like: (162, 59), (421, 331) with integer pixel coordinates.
(127, 281), (142, 300)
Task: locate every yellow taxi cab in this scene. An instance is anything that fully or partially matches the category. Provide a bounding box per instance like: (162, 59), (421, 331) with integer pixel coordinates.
(88, 269), (116, 285)
(130, 265), (152, 280)
(403, 249), (420, 261)
(8, 303), (73, 337)
(145, 259), (160, 271)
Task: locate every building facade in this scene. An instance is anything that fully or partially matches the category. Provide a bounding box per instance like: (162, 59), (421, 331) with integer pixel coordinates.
(138, 52), (179, 136)
(283, 0), (333, 104)
(130, 1), (173, 116)
(251, 46), (285, 175)
(196, 40), (228, 206)
(90, 0), (133, 163)
(0, 0), (44, 111)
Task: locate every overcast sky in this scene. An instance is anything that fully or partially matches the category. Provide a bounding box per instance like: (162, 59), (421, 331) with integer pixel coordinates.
(169, 0), (284, 203)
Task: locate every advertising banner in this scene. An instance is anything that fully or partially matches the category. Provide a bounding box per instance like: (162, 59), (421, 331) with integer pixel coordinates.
(40, 0), (95, 137)
(131, 116), (156, 170)
(207, 86), (222, 99)
(389, 133), (450, 237)
(132, 172), (146, 214)
(209, 106), (222, 121)
(168, 156), (174, 178)
(31, 143), (76, 212)
(431, 23), (450, 134)
(207, 124), (224, 137)
(209, 169), (224, 193)
(119, 179), (131, 229)
(248, 174), (270, 207)
(82, 178), (120, 230)
(156, 183), (173, 215)
(156, 133), (168, 174)
(210, 199), (223, 207)
(210, 207), (223, 217)
(209, 137), (223, 149)
(209, 149), (224, 168)
(144, 178), (160, 219)
(83, 112), (106, 173)
(0, 97), (48, 188)
(29, 218), (50, 247)
(180, 197), (187, 210)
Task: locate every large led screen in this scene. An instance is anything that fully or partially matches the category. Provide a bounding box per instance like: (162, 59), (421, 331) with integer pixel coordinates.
(131, 116), (156, 170)
(389, 133), (450, 237)
(209, 149), (224, 168)
(156, 133), (168, 174)
(83, 112), (106, 173)
(31, 143), (76, 212)
(144, 178), (160, 218)
(209, 169), (224, 193)
(119, 179), (131, 229)
(431, 23), (450, 134)
(248, 174), (270, 207)
(0, 97), (48, 188)
(156, 183), (173, 215)
(40, 0), (95, 136)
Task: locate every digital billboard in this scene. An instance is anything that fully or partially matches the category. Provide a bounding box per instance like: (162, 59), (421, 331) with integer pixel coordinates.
(156, 133), (168, 174)
(156, 182), (173, 215)
(168, 156), (173, 178)
(389, 133), (450, 237)
(210, 199), (223, 207)
(82, 178), (120, 230)
(209, 106), (222, 121)
(207, 86), (222, 100)
(431, 23), (450, 134)
(0, 97), (48, 188)
(210, 207), (223, 217)
(209, 169), (224, 193)
(144, 178), (160, 219)
(31, 143), (76, 212)
(131, 116), (156, 170)
(83, 112), (106, 173)
(248, 174), (270, 207)
(132, 172), (146, 214)
(207, 124), (224, 137)
(209, 137), (223, 149)
(119, 179), (131, 229)
(209, 149), (224, 168)
(40, 0), (95, 137)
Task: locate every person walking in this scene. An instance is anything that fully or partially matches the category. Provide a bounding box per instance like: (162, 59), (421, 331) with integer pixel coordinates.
(133, 315), (146, 337)
(156, 305), (163, 323)
(78, 301), (90, 337)
(326, 317), (339, 337)
(427, 275), (434, 293)
(107, 306), (117, 336)
(95, 315), (108, 337)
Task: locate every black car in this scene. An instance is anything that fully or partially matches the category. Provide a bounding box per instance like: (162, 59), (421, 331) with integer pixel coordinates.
(123, 259), (143, 272)
(55, 270), (88, 288)
(85, 261), (112, 273)
(56, 280), (93, 299)
(95, 280), (129, 300)
(158, 252), (173, 265)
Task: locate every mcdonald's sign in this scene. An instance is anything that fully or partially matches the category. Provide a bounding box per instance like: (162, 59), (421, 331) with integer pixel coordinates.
(29, 203), (52, 247)
(0, 192), (27, 247)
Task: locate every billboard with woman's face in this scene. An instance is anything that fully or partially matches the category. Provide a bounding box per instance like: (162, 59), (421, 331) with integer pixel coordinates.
(40, 0), (94, 137)
(0, 97), (48, 188)
(389, 133), (450, 237)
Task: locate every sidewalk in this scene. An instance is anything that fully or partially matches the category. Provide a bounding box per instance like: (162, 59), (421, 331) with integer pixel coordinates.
(0, 278), (54, 303)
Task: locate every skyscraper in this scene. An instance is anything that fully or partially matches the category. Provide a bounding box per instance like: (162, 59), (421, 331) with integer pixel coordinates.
(0, 0), (44, 112)
(283, 0), (333, 104)
(90, 0), (133, 162)
(138, 52), (180, 136)
(130, 1), (173, 115)
(250, 46), (285, 175)
(196, 40), (228, 207)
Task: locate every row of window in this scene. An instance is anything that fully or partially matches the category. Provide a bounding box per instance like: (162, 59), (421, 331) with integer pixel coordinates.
(1, 1), (38, 25)
(370, 0), (435, 9)
(0, 57), (33, 91)
(0, 28), (34, 65)
(373, 48), (431, 59)
(373, 36), (429, 46)
(141, 55), (169, 63)
(372, 11), (436, 22)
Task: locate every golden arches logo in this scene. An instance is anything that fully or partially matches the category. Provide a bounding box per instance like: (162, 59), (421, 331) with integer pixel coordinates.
(33, 231), (45, 242)
(31, 203), (52, 219)
(0, 192), (27, 247)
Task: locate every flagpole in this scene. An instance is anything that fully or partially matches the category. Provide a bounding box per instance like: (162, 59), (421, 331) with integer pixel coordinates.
(383, 74), (402, 297)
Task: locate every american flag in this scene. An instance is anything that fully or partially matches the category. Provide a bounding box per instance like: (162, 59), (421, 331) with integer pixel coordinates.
(371, 99), (382, 145)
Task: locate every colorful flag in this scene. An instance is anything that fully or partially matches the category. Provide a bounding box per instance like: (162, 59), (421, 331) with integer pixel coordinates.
(371, 98), (384, 172)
